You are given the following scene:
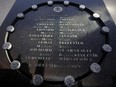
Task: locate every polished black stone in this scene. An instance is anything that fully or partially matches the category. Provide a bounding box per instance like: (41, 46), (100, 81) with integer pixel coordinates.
(0, 0), (116, 87)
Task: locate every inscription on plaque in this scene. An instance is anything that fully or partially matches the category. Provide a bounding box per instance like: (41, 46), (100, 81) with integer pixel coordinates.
(9, 6), (104, 80)
(26, 16), (98, 67)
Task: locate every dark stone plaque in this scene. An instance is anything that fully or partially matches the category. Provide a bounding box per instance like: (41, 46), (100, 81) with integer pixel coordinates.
(0, 0), (116, 87)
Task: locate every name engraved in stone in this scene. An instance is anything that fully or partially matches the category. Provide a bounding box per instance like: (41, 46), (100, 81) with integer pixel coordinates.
(25, 15), (99, 69)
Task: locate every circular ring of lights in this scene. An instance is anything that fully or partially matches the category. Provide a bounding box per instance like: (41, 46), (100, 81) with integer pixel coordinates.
(3, 0), (112, 86)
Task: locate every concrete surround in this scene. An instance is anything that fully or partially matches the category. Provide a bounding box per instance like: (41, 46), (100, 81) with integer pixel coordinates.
(0, 0), (116, 26)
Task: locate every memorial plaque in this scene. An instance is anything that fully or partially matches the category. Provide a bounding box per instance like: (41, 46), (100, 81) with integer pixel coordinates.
(0, 0), (116, 87)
